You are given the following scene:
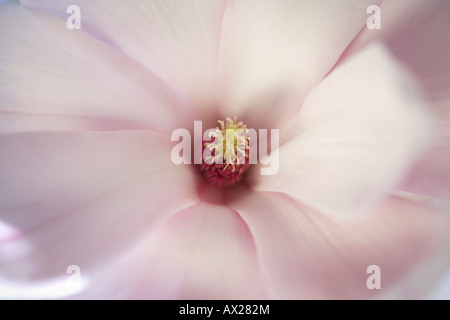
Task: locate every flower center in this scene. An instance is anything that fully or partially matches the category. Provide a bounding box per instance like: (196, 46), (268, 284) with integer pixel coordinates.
(199, 117), (251, 188)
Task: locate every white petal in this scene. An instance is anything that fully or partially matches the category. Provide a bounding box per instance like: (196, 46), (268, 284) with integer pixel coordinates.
(72, 203), (268, 299)
(215, 0), (381, 130)
(255, 44), (432, 218)
(20, 0), (228, 120)
(0, 5), (184, 134)
(0, 130), (197, 291)
(343, 0), (450, 199)
(230, 191), (450, 299)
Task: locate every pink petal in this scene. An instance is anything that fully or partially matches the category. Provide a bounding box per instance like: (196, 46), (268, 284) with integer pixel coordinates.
(19, 0), (228, 120)
(215, 0), (381, 131)
(254, 44), (432, 218)
(229, 191), (450, 299)
(343, 0), (450, 199)
(72, 203), (268, 299)
(0, 5), (184, 134)
(0, 131), (198, 288)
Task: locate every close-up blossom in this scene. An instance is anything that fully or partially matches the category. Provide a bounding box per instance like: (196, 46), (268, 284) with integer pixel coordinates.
(0, 0), (449, 299)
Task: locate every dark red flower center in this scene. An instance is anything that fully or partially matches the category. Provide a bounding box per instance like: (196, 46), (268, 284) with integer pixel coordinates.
(198, 117), (251, 188)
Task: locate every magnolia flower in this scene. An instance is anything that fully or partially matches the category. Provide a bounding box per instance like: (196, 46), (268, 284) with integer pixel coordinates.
(1, 0), (449, 299)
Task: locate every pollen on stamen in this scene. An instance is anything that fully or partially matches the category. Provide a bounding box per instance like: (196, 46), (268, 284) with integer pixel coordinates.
(199, 117), (251, 188)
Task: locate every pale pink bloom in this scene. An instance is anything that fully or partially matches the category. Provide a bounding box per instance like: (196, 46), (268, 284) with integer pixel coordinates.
(0, 0), (449, 299)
